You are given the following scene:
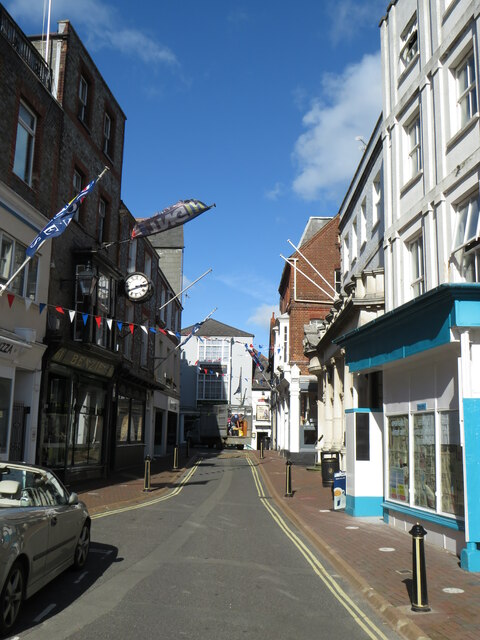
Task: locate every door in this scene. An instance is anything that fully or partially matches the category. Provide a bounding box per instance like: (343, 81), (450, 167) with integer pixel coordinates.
(9, 403), (27, 461)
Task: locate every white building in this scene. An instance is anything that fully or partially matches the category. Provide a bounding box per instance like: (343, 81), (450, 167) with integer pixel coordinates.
(338, 0), (480, 570)
(0, 183), (51, 463)
(180, 318), (255, 446)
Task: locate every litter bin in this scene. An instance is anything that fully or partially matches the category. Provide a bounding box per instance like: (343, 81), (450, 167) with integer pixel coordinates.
(333, 471), (346, 510)
(321, 451), (339, 487)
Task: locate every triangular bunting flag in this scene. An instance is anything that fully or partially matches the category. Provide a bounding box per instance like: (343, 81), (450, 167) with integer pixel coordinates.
(106, 319), (113, 331)
(117, 321), (123, 331)
(39, 303), (46, 314)
(129, 323), (134, 334)
(7, 293), (14, 308)
(82, 313), (88, 326)
(141, 325), (148, 334)
(69, 310), (75, 323)
(55, 306), (65, 314)
(24, 298), (32, 311)
(95, 316), (101, 328)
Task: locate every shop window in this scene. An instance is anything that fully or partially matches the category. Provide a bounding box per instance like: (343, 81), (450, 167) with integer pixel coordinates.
(116, 396), (145, 444)
(40, 375), (70, 468)
(388, 415), (409, 502)
(413, 413), (436, 509)
(70, 384), (105, 466)
(440, 411), (464, 516)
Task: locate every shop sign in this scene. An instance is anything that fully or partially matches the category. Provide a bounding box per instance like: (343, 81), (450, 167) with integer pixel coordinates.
(52, 347), (115, 377)
(0, 341), (14, 354)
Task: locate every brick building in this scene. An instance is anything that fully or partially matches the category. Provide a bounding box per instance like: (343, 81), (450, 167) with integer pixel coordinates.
(270, 216), (340, 461)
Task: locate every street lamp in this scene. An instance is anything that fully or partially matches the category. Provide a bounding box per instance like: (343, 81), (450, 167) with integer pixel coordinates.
(76, 262), (97, 297)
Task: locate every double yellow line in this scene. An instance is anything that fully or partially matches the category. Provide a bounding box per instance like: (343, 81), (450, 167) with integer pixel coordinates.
(92, 460), (201, 520)
(246, 456), (390, 640)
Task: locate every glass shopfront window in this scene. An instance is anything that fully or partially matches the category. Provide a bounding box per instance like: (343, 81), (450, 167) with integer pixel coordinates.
(388, 415), (409, 502)
(387, 410), (464, 518)
(0, 377), (12, 455)
(116, 396), (144, 444)
(413, 413), (436, 509)
(41, 374), (106, 469)
(440, 411), (464, 516)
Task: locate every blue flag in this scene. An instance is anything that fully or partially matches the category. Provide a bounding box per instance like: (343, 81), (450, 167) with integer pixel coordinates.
(26, 175), (101, 257)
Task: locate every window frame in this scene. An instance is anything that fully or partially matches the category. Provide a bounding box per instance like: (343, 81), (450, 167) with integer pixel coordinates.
(78, 75), (89, 124)
(407, 115), (422, 180)
(409, 233), (425, 297)
(13, 101), (37, 186)
(456, 52), (478, 129)
(0, 232), (39, 299)
(399, 15), (419, 73)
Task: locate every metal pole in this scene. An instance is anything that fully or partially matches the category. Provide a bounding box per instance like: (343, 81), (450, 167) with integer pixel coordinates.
(409, 523), (430, 611)
(143, 455), (151, 492)
(173, 445), (179, 470)
(260, 439), (264, 459)
(285, 460), (293, 497)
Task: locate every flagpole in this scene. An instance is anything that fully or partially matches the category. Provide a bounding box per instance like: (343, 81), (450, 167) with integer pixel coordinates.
(154, 307), (217, 370)
(158, 268), (212, 312)
(287, 238), (337, 295)
(280, 254), (335, 301)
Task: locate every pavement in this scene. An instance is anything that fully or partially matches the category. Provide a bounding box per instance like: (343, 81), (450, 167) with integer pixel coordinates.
(71, 448), (480, 640)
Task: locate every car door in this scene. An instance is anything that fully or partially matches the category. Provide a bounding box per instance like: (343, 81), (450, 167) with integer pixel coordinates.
(38, 472), (81, 576)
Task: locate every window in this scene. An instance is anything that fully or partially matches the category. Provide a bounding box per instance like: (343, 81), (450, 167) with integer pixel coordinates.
(197, 367), (227, 401)
(116, 397), (144, 443)
(360, 199), (367, 248)
(407, 116), (422, 179)
(78, 75), (89, 124)
(13, 102), (36, 185)
(343, 233), (350, 274)
(399, 16), (418, 71)
(456, 53), (477, 129)
(94, 272), (113, 349)
(334, 268), (342, 295)
(103, 111), (113, 157)
(98, 198), (107, 244)
(283, 325), (288, 362)
(372, 173), (383, 228)
(409, 234), (424, 297)
(351, 219), (358, 262)
(0, 233), (38, 299)
(72, 169), (84, 221)
(388, 415), (409, 502)
(453, 194), (479, 250)
(440, 411), (464, 516)
(128, 238), (137, 273)
(198, 338), (229, 363)
(413, 413), (436, 509)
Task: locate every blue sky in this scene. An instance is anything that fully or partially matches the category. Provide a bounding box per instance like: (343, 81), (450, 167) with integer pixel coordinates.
(8, 0), (385, 352)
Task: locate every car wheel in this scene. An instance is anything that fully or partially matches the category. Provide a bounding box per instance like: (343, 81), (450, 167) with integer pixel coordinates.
(0, 560), (25, 634)
(73, 523), (90, 570)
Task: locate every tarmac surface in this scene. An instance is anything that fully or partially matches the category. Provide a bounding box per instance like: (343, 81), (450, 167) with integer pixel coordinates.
(72, 448), (480, 640)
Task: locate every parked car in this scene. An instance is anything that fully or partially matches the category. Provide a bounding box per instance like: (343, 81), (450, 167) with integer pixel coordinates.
(0, 462), (90, 634)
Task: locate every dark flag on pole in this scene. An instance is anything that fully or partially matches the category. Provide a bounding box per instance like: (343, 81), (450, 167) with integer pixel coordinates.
(131, 199), (215, 239)
(26, 168), (107, 257)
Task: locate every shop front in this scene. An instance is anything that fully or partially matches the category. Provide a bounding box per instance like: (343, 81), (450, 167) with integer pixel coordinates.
(38, 346), (116, 482)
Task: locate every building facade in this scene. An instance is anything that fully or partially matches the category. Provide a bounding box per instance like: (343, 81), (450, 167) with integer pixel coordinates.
(337, 0), (480, 570)
(270, 216), (340, 462)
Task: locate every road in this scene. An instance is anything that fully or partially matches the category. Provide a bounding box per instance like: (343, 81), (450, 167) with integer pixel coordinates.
(11, 453), (400, 639)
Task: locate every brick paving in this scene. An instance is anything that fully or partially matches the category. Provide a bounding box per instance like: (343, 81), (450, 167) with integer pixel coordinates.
(72, 449), (480, 640)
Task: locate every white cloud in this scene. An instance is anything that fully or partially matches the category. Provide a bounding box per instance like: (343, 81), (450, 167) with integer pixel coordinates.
(292, 51), (381, 202)
(247, 303), (278, 332)
(265, 181), (284, 201)
(327, 0), (386, 45)
(6, 0), (178, 67)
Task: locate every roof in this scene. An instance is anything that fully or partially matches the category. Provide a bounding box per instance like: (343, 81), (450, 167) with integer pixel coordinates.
(297, 217), (331, 247)
(181, 318), (254, 338)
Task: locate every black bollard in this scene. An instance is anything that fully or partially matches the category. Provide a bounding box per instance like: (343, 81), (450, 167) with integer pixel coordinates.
(285, 460), (293, 497)
(409, 523), (430, 612)
(260, 440), (264, 459)
(173, 445), (179, 470)
(143, 455), (152, 492)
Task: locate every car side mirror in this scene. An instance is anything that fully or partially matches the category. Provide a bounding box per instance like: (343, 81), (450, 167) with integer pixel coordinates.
(68, 492), (79, 506)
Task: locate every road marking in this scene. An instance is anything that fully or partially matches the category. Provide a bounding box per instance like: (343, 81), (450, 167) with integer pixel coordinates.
(33, 603), (56, 623)
(91, 461), (201, 519)
(74, 571), (88, 584)
(247, 456), (390, 640)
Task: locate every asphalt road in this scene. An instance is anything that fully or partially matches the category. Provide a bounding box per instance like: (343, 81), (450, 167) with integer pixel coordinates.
(11, 453), (400, 640)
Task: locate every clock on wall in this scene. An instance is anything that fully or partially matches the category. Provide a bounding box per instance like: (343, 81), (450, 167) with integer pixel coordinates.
(124, 272), (154, 303)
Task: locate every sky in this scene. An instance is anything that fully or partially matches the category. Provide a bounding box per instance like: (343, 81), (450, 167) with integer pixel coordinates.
(7, 0), (385, 353)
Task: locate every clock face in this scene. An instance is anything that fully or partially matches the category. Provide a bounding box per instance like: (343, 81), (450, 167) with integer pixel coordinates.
(124, 272), (153, 303)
